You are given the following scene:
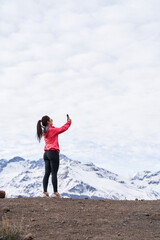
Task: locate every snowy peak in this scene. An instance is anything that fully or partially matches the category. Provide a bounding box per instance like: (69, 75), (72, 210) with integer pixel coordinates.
(131, 170), (160, 185)
(8, 156), (25, 163)
(0, 155), (160, 200)
(0, 156), (25, 173)
(131, 171), (152, 181)
(130, 170), (160, 199)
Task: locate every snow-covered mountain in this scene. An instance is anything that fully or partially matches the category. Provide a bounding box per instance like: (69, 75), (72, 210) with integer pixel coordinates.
(0, 155), (159, 200)
(130, 170), (160, 199)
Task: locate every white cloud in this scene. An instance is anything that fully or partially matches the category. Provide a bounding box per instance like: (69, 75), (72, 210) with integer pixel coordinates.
(0, 0), (160, 176)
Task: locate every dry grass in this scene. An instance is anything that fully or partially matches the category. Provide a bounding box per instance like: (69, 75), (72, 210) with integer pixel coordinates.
(0, 215), (24, 240)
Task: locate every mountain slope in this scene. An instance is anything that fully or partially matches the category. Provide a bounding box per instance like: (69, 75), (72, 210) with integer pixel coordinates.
(0, 155), (159, 199)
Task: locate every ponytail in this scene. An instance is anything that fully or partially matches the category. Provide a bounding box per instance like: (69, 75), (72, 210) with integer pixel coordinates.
(37, 115), (50, 142)
(37, 120), (43, 142)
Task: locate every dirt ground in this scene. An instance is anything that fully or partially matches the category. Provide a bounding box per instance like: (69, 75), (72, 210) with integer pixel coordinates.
(0, 198), (160, 240)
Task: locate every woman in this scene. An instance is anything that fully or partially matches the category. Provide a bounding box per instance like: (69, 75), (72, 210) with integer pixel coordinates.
(37, 115), (71, 198)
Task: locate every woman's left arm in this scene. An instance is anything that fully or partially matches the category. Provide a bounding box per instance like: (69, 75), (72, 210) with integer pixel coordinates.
(55, 120), (71, 134)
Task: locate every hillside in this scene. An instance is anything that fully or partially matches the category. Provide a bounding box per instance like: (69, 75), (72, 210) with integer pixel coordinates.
(0, 198), (160, 240)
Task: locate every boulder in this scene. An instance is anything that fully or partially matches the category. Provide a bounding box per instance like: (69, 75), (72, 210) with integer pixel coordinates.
(24, 233), (34, 240)
(18, 195), (23, 198)
(0, 190), (6, 198)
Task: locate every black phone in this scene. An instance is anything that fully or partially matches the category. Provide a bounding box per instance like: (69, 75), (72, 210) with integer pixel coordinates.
(67, 114), (69, 119)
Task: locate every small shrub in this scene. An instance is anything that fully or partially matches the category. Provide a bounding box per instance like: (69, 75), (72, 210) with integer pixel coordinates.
(0, 215), (24, 240)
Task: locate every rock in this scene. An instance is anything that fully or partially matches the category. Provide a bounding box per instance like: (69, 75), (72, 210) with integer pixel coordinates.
(24, 233), (34, 240)
(2, 207), (10, 213)
(18, 195), (23, 198)
(145, 213), (150, 216)
(0, 190), (6, 198)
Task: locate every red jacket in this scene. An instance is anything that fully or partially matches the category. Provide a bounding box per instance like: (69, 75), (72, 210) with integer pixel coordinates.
(43, 120), (71, 152)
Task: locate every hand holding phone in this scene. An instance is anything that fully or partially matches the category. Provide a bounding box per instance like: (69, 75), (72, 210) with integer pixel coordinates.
(67, 114), (71, 122)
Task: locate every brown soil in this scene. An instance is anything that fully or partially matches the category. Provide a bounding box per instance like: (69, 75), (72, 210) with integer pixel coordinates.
(0, 198), (160, 240)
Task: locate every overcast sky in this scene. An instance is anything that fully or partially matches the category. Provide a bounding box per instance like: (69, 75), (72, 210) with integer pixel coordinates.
(1, 0), (160, 177)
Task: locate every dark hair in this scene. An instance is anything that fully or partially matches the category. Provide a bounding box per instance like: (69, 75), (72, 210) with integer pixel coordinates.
(37, 115), (50, 142)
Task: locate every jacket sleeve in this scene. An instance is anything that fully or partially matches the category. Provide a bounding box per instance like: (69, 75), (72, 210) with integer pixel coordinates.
(55, 120), (71, 134)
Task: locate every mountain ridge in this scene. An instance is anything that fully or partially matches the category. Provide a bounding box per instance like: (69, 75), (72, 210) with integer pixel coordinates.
(0, 155), (160, 200)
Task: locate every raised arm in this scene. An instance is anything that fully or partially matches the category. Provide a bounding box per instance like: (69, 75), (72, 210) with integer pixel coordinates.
(55, 120), (71, 134)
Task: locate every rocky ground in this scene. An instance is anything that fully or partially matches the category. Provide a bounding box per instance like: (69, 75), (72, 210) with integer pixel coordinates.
(0, 198), (160, 240)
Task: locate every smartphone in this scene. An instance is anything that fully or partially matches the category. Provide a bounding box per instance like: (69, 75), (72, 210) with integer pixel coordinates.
(67, 114), (69, 119)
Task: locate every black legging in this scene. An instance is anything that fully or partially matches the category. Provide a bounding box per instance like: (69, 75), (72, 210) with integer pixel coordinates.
(43, 150), (59, 193)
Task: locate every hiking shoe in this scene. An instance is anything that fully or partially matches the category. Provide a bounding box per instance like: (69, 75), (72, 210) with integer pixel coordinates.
(52, 192), (61, 198)
(42, 192), (49, 198)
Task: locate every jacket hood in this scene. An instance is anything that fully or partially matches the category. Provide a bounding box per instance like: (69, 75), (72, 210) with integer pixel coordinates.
(43, 125), (50, 134)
